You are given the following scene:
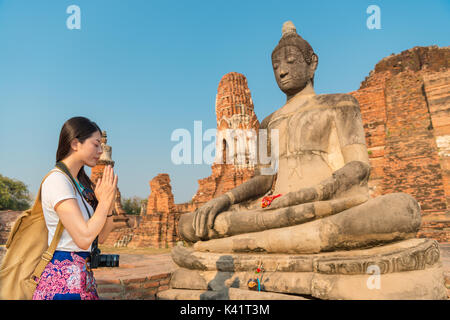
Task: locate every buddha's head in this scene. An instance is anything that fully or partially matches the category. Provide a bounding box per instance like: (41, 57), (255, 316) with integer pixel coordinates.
(271, 21), (318, 98)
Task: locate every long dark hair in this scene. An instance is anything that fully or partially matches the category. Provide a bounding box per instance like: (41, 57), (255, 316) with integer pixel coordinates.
(56, 116), (101, 208)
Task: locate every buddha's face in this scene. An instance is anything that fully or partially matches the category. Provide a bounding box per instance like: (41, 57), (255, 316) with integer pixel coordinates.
(272, 45), (317, 97)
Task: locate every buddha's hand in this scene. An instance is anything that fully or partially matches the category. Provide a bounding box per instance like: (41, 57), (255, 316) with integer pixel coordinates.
(265, 187), (318, 210)
(192, 195), (231, 239)
(264, 195), (288, 209)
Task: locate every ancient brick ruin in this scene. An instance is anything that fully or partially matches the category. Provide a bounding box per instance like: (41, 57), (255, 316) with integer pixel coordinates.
(104, 72), (259, 248)
(121, 173), (190, 248)
(350, 45), (450, 242)
(192, 72), (259, 203)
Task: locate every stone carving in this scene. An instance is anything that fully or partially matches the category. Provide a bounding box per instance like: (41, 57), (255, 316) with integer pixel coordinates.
(163, 265), (445, 300)
(314, 239), (441, 275)
(157, 21), (448, 299)
(170, 238), (440, 275)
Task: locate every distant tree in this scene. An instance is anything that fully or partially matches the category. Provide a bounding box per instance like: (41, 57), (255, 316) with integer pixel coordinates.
(122, 196), (146, 215)
(0, 174), (32, 211)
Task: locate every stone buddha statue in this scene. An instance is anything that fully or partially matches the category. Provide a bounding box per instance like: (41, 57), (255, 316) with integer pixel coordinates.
(178, 21), (420, 253)
(160, 21), (447, 300)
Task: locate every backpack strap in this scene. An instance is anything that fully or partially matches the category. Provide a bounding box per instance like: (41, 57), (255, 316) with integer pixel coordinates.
(30, 167), (77, 286)
(30, 221), (64, 285)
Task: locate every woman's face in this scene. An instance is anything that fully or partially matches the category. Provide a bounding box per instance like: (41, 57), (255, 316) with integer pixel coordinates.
(73, 131), (103, 167)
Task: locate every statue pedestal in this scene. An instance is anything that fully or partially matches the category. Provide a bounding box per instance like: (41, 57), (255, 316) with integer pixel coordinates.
(157, 238), (448, 300)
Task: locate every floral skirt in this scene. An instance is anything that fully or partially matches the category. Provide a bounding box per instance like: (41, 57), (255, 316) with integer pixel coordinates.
(32, 251), (99, 300)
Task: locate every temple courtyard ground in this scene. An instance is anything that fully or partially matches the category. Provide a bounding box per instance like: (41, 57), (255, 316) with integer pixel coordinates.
(93, 245), (176, 286)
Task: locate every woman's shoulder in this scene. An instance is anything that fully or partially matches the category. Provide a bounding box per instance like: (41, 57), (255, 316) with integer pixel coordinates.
(42, 169), (76, 194)
(43, 169), (70, 183)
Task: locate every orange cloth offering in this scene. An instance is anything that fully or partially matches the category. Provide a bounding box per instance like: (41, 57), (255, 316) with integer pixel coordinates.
(261, 194), (282, 208)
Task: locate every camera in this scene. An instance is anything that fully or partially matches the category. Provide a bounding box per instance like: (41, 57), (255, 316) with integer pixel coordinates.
(89, 247), (119, 268)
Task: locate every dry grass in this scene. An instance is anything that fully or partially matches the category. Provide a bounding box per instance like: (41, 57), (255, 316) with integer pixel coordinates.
(97, 245), (172, 255)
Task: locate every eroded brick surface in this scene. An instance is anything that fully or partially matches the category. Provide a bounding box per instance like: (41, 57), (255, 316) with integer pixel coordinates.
(351, 46), (450, 242)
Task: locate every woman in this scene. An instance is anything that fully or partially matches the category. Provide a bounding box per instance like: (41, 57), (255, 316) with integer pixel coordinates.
(32, 116), (118, 300)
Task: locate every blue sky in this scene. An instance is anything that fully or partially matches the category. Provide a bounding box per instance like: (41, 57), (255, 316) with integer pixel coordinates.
(0, 0), (449, 203)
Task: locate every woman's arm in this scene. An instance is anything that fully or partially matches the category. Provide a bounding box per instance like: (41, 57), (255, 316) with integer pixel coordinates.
(54, 165), (118, 250)
(98, 217), (115, 244)
(98, 199), (116, 244)
(55, 199), (110, 250)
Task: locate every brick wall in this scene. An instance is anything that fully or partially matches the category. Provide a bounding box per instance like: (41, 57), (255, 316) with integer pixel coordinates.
(350, 45), (450, 242)
(106, 174), (189, 249)
(192, 164), (256, 204)
(96, 272), (171, 300)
